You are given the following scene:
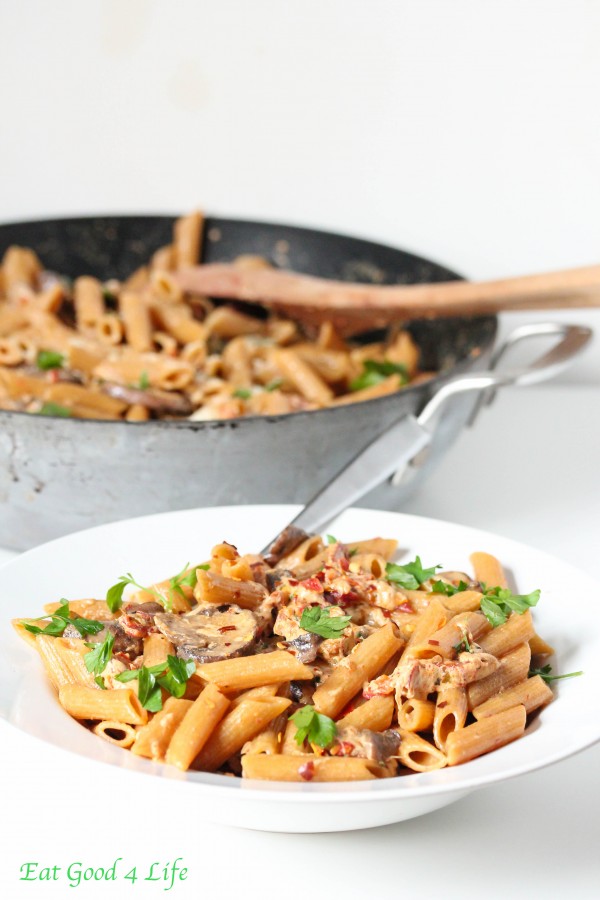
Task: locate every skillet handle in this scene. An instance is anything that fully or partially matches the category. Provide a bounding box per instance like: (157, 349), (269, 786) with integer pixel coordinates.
(261, 323), (591, 554)
(391, 322), (592, 486)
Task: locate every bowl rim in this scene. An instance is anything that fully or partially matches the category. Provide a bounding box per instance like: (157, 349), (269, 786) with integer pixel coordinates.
(2, 504), (597, 804)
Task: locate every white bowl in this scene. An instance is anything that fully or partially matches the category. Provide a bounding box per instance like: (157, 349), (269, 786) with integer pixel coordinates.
(1, 505), (598, 832)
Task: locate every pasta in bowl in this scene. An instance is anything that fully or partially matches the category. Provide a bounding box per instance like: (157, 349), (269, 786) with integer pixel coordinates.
(2, 506), (597, 831)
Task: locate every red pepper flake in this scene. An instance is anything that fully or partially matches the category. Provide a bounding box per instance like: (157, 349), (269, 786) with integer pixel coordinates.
(315, 570), (326, 582)
(287, 579), (299, 586)
(219, 625), (237, 633)
(397, 601), (413, 614)
(301, 577), (323, 593)
(336, 741), (355, 757)
(339, 557), (349, 571)
(428, 639), (440, 646)
(298, 761), (315, 781)
(382, 609), (392, 618)
(337, 590), (361, 607)
(438, 701), (448, 708)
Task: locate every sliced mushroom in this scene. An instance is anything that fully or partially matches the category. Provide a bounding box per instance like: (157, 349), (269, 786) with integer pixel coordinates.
(154, 604), (258, 662)
(287, 632), (322, 664)
(335, 726), (401, 763)
(101, 382), (194, 416)
(265, 568), (295, 592)
(263, 525), (310, 567)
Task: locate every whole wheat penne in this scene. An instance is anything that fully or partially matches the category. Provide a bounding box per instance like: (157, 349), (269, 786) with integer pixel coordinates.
(277, 534), (325, 569)
(336, 695), (395, 732)
(151, 301), (206, 342)
(119, 290), (153, 352)
(433, 685), (468, 751)
(194, 569), (266, 610)
(313, 624), (403, 719)
(142, 633), (174, 668)
(35, 635), (97, 690)
(402, 597), (448, 658)
(205, 306), (266, 339)
(346, 538), (398, 559)
(467, 643), (531, 709)
(93, 721), (137, 748)
(441, 590), (484, 614)
(446, 705), (527, 765)
(410, 611), (490, 660)
(131, 697), (193, 760)
(174, 210), (204, 267)
(470, 551), (508, 589)
(74, 276), (105, 331)
(229, 685), (280, 708)
(473, 675), (554, 720)
(193, 696), (291, 771)
(397, 698), (436, 732)
(59, 684), (148, 725)
(241, 711), (288, 756)
(396, 729), (447, 772)
(271, 347), (333, 405)
(478, 610), (535, 658)
(166, 684), (230, 770)
(529, 633), (555, 657)
(195, 651), (313, 692)
(242, 754), (382, 781)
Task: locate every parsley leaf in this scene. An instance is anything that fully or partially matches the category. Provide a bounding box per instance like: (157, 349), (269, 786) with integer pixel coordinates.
(350, 359), (409, 392)
(95, 676), (107, 690)
(233, 388), (252, 400)
(84, 633), (114, 677)
(169, 563), (199, 601)
(138, 370), (150, 390)
(454, 630), (473, 654)
(326, 534), (338, 545)
(386, 556), (442, 590)
(37, 349), (64, 371)
(157, 655), (196, 699)
(529, 664), (583, 684)
(137, 666), (163, 712)
(290, 705), (337, 749)
(431, 579), (469, 597)
(115, 656), (196, 708)
(265, 378), (283, 392)
(23, 601), (103, 638)
(480, 586), (540, 628)
(37, 401), (71, 417)
(106, 572), (168, 613)
(300, 607), (352, 639)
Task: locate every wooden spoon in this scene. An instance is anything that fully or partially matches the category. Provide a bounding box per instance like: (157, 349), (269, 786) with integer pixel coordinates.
(175, 262), (600, 330)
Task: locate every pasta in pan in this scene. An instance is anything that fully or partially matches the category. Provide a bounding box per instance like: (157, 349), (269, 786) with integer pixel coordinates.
(14, 530), (576, 782)
(0, 211), (431, 421)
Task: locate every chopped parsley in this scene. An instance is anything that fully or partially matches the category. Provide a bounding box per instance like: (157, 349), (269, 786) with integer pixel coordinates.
(23, 600), (104, 638)
(300, 606), (352, 639)
(350, 359), (409, 392)
(138, 370), (150, 390)
(36, 350), (64, 371)
(386, 556), (442, 590)
(84, 633), (115, 677)
(453, 630), (473, 654)
(265, 378), (283, 392)
(326, 534), (338, 545)
(106, 572), (168, 613)
(169, 563), (200, 600)
(431, 579), (469, 597)
(115, 656), (195, 710)
(529, 664), (583, 684)
(480, 586), (540, 628)
(37, 402), (71, 417)
(233, 388), (252, 400)
(290, 705), (337, 749)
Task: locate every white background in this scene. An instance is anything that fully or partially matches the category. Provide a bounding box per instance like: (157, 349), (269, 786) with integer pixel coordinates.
(0, 2), (599, 898)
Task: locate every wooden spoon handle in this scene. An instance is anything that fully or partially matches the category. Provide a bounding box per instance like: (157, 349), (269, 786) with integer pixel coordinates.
(175, 262), (600, 321)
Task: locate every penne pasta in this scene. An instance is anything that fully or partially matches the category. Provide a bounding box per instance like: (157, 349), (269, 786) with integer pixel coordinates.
(59, 684), (148, 725)
(166, 684), (230, 771)
(446, 705), (527, 766)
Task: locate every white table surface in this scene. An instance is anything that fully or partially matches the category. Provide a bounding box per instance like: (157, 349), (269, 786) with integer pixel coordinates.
(1, 384), (598, 899)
